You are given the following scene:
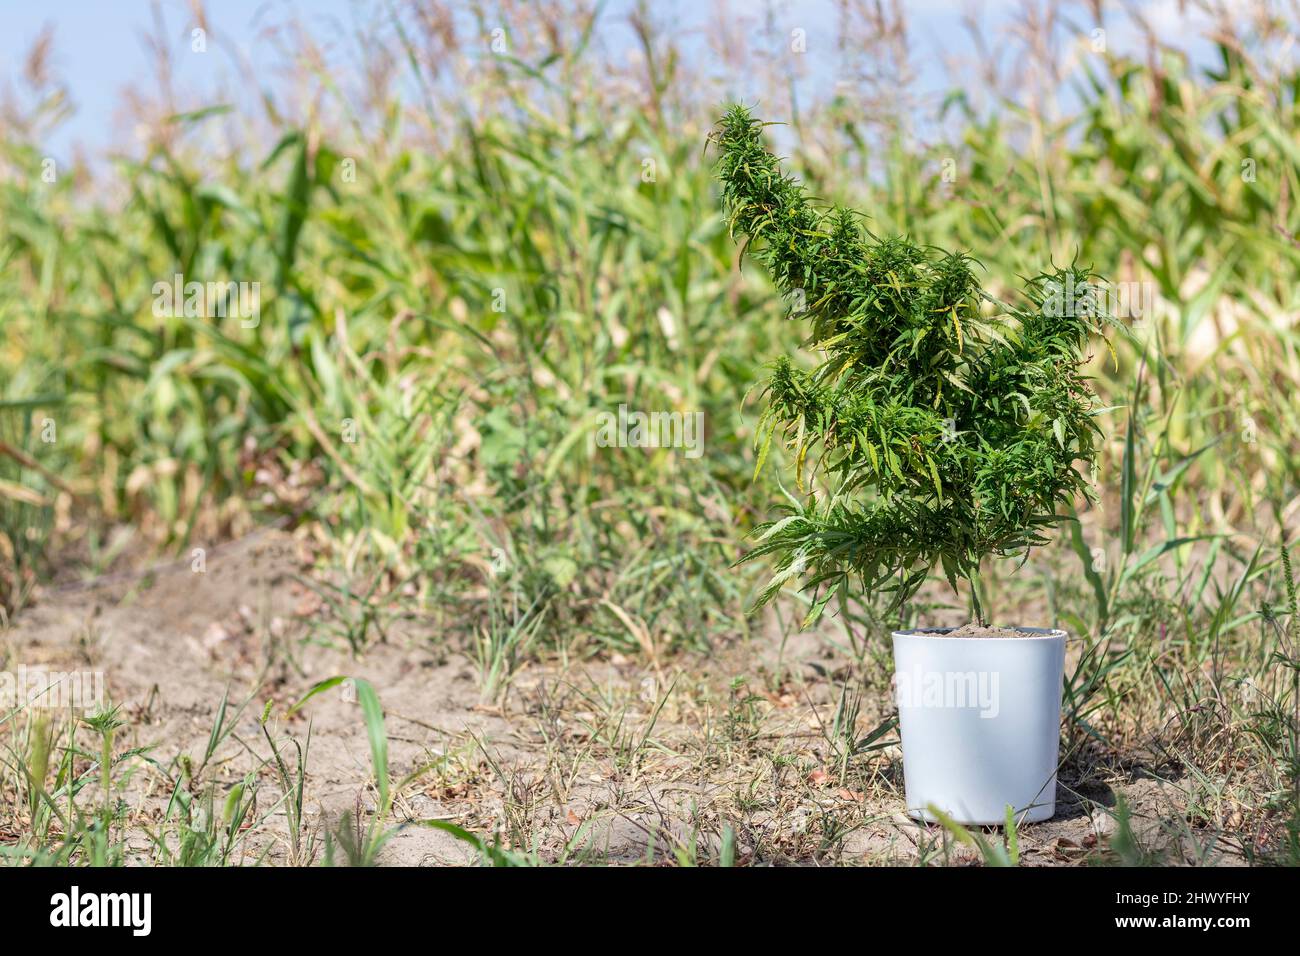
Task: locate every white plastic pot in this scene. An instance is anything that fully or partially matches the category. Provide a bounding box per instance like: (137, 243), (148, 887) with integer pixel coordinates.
(891, 626), (1067, 825)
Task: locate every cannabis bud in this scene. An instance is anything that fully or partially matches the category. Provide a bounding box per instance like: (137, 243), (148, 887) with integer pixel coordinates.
(712, 105), (1108, 625)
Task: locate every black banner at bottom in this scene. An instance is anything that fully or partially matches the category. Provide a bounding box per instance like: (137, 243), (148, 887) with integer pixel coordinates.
(0, 864), (1280, 941)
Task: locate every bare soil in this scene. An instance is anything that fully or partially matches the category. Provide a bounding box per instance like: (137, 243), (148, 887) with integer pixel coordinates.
(928, 624), (1053, 639)
(2, 527), (1242, 865)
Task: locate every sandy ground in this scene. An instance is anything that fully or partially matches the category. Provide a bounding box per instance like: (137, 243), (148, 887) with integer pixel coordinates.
(3, 528), (1238, 866)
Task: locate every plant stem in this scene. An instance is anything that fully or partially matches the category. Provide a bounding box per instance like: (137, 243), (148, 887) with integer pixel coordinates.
(969, 574), (987, 627)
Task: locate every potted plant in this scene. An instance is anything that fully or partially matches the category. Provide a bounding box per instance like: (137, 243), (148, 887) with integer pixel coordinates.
(711, 106), (1108, 824)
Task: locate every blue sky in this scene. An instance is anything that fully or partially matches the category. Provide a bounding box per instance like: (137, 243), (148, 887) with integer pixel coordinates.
(0, 0), (1224, 162)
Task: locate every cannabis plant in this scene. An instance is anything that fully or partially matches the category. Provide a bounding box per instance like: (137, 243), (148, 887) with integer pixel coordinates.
(712, 105), (1108, 625)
